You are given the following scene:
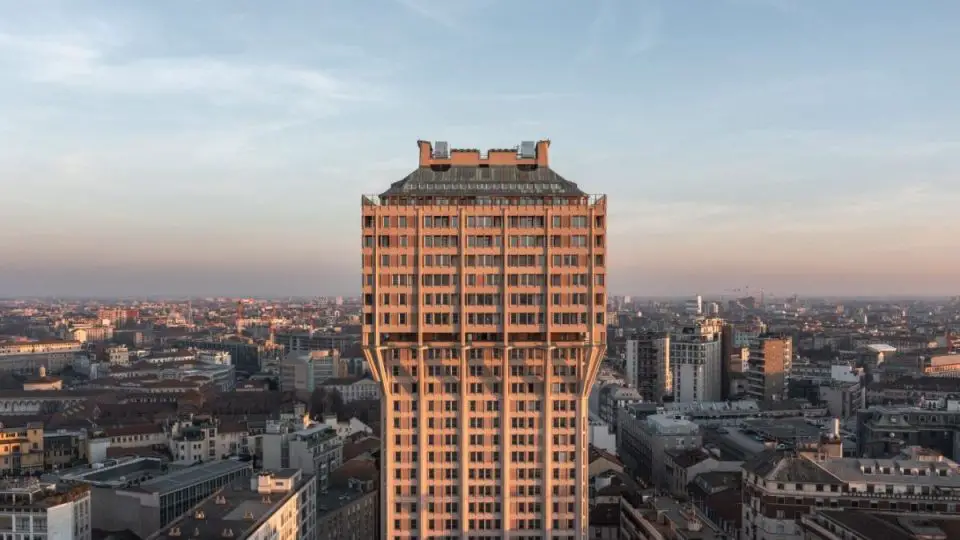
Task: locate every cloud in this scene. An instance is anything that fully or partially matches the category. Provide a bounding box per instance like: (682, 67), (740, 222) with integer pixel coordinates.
(624, 3), (663, 57)
(392, 0), (464, 30)
(0, 29), (384, 115)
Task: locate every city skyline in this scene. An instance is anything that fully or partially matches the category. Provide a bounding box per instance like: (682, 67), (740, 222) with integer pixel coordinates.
(2, 0), (959, 297)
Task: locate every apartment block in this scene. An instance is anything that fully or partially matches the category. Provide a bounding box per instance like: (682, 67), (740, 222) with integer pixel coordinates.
(361, 140), (607, 539)
(625, 332), (670, 402)
(671, 318), (723, 403)
(746, 335), (793, 401)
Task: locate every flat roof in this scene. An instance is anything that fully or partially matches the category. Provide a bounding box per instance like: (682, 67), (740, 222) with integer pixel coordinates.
(133, 460), (252, 495)
(150, 474), (312, 540)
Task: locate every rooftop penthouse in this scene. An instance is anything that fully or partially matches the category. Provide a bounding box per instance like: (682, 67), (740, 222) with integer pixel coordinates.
(0, 478), (90, 509)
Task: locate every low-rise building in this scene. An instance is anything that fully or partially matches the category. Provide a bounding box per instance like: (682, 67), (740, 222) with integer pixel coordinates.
(0, 479), (92, 539)
(148, 469), (316, 540)
(0, 421), (44, 474)
(318, 376), (380, 402)
(741, 449), (960, 540)
(88, 459), (253, 538)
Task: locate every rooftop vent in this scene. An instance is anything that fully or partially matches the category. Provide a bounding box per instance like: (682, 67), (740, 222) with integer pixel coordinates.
(243, 510), (255, 520)
(193, 528), (201, 538)
(194, 510), (205, 520)
(433, 141), (450, 159)
(169, 527), (182, 537)
(222, 529), (235, 538)
(519, 141), (536, 159)
(261, 495), (272, 504)
(215, 495), (227, 504)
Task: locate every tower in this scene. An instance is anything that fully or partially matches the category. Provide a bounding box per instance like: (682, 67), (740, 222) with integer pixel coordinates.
(362, 140), (607, 539)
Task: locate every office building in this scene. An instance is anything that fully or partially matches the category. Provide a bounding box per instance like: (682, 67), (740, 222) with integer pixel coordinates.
(361, 140), (607, 539)
(0, 479), (91, 539)
(625, 332), (670, 402)
(745, 335), (793, 401)
(671, 318), (723, 402)
(149, 470), (316, 540)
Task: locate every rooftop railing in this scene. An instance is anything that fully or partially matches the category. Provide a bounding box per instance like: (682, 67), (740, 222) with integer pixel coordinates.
(362, 194), (606, 207)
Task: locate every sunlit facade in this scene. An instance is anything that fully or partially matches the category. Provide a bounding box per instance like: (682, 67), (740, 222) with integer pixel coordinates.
(362, 140), (607, 539)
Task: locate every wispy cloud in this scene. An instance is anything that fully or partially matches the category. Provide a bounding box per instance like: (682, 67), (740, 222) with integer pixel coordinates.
(572, 0), (662, 66)
(0, 29), (384, 115)
(726, 0), (802, 15)
(624, 2), (663, 57)
(393, 0), (463, 30)
(450, 92), (577, 102)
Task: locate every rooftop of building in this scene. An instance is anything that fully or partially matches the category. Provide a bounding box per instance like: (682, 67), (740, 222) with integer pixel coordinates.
(811, 510), (960, 540)
(57, 457), (166, 486)
(150, 471), (309, 540)
(0, 478), (90, 508)
(129, 459), (252, 495)
(648, 496), (728, 539)
(317, 484), (375, 516)
(742, 450), (842, 484)
(589, 502), (620, 527)
(375, 140), (587, 198)
(589, 445), (623, 468)
(643, 413), (701, 434)
(665, 448), (715, 469)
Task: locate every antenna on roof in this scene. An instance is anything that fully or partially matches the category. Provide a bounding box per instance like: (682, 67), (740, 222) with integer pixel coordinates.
(519, 141), (536, 159)
(433, 141), (449, 159)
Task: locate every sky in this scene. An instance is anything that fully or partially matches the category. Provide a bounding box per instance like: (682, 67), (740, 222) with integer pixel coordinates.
(1, 0), (959, 298)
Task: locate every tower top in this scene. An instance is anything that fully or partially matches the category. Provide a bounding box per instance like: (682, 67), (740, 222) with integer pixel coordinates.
(416, 140), (550, 168)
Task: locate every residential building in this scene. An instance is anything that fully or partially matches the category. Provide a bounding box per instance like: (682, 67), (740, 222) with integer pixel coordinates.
(671, 319), (723, 402)
(0, 421), (44, 474)
(361, 140), (607, 539)
(626, 332), (671, 402)
(319, 376), (381, 402)
(799, 509), (960, 540)
(149, 470), (317, 540)
(597, 384), (643, 429)
(262, 422), (343, 488)
(746, 335), (793, 401)
(0, 479), (91, 539)
(741, 448), (960, 540)
(617, 412), (702, 489)
(0, 339), (81, 374)
(856, 404), (960, 460)
(662, 448), (741, 498)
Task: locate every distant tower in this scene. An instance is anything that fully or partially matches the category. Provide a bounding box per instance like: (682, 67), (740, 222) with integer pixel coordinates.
(235, 301), (244, 335)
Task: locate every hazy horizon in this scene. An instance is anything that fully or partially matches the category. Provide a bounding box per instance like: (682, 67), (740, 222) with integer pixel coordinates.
(2, 1), (958, 297)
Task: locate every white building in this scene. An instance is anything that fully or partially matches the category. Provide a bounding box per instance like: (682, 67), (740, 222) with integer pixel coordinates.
(318, 376), (381, 402)
(198, 350), (232, 365)
(671, 318), (723, 402)
(150, 470), (317, 540)
(262, 422), (343, 488)
(0, 479), (91, 539)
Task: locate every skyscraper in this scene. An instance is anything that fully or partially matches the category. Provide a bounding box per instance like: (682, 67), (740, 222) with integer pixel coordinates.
(361, 140), (607, 539)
